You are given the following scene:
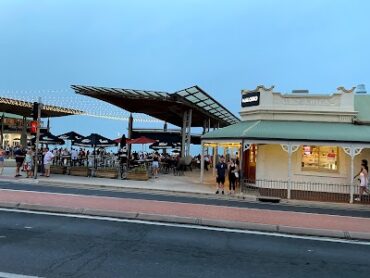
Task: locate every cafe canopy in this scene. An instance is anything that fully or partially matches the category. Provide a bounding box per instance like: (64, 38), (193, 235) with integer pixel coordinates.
(71, 84), (239, 156)
(71, 85), (239, 128)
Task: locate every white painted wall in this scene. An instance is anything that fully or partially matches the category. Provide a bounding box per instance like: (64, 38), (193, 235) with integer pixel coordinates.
(256, 144), (370, 185)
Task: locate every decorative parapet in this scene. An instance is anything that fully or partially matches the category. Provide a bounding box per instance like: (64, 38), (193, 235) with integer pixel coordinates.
(240, 85), (357, 123)
(241, 85), (275, 95)
(337, 86), (356, 94)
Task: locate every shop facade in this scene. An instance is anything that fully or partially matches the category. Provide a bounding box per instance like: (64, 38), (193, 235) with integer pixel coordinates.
(201, 85), (370, 203)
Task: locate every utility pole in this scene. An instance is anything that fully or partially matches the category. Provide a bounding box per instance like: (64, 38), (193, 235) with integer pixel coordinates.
(33, 98), (42, 179)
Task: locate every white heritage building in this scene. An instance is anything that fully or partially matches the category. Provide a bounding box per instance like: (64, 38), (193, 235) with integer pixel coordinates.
(201, 85), (370, 203)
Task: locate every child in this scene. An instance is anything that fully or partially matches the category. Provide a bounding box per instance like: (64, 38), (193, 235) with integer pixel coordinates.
(24, 150), (34, 178)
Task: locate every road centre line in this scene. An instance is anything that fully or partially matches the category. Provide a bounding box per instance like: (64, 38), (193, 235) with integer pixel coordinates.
(0, 207), (370, 246)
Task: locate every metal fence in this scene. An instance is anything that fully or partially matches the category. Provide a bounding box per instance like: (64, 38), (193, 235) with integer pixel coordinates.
(242, 179), (370, 204)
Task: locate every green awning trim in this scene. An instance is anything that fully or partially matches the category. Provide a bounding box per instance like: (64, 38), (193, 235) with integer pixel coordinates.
(354, 94), (370, 123)
(202, 120), (370, 143)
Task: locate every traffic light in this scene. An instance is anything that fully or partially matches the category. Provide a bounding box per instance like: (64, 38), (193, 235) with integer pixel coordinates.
(32, 102), (39, 120)
(30, 121), (38, 134)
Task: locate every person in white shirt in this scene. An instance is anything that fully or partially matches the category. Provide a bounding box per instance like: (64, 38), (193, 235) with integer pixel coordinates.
(71, 148), (78, 166)
(43, 147), (55, 177)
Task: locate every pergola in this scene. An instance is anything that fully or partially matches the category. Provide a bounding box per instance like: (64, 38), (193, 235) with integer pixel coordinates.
(71, 85), (239, 156)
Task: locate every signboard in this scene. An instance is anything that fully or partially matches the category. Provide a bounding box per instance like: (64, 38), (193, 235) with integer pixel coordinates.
(241, 92), (260, 107)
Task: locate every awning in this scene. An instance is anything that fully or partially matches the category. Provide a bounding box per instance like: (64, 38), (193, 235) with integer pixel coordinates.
(202, 120), (370, 144)
(71, 85), (239, 128)
(0, 96), (83, 118)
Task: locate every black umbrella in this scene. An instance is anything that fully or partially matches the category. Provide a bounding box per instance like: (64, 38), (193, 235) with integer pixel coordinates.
(74, 133), (117, 148)
(74, 133), (117, 169)
(150, 141), (172, 150)
(58, 131), (84, 151)
(58, 131), (84, 142)
(31, 132), (65, 145)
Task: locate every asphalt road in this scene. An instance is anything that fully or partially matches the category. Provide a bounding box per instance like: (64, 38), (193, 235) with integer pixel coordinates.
(1, 181), (370, 218)
(0, 210), (369, 278)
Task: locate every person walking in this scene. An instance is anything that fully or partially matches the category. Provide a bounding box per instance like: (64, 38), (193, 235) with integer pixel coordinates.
(152, 152), (160, 178)
(215, 156), (228, 195)
(43, 147), (54, 177)
(354, 159), (370, 201)
(0, 147), (5, 175)
(228, 159), (238, 195)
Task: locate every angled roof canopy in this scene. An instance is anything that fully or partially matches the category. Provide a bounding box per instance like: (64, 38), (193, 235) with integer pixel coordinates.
(71, 85), (239, 128)
(0, 96), (83, 118)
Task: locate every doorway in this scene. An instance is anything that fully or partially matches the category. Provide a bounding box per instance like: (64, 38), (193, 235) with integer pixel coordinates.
(243, 144), (257, 182)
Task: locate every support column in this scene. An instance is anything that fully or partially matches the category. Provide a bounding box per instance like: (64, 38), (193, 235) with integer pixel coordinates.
(213, 144), (218, 177)
(21, 116), (27, 147)
(181, 109), (192, 157)
(281, 144), (299, 199)
(200, 141), (205, 183)
(343, 146), (363, 203)
(0, 113), (4, 148)
(127, 113), (133, 164)
(33, 98), (42, 179)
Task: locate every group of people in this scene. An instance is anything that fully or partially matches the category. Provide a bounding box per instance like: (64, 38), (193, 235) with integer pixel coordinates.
(131, 151), (181, 178)
(215, 156), (240, 195)
(0, 145), (55, 178)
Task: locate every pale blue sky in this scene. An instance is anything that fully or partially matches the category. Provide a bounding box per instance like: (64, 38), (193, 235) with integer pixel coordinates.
(1, 0), (369, 148)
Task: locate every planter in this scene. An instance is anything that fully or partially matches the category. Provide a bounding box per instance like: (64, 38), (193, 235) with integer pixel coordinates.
(50, 165), (66, 174)
(127, 165), (149, 181)
(126, 171), (149, 181)
(95, 168), (118, 179)
(69, 166), (89, 177)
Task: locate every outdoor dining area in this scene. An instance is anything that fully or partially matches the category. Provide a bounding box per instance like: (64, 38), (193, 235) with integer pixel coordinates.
(36, 131), (190, 181)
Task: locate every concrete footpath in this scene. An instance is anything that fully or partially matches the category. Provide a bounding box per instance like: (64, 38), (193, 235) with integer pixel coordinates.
(1, 166), (370, 241)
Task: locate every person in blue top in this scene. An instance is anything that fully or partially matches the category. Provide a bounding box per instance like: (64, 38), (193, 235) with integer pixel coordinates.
(215, 156), (228, 194)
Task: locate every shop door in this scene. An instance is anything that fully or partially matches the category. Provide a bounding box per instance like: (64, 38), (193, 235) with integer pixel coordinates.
(243, 144), (257, 182)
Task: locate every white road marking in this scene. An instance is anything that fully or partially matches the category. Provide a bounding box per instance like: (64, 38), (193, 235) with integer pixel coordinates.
(0, 271), (42, 278)
(0, 207), (370, 246)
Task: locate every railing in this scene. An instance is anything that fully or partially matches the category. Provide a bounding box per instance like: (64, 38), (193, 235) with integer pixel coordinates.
(242, 179), (370, 204)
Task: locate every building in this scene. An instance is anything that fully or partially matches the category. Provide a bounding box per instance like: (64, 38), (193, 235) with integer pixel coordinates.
(0, 113), (45, 148)
(201, 85), (370, 203)
(0, 96), (83, 149)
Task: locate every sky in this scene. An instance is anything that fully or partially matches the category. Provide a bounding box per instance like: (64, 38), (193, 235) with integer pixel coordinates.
(1, 0), (370, 152)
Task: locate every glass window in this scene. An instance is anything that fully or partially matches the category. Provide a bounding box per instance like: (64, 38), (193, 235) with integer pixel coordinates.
(301, 146), (338, 172)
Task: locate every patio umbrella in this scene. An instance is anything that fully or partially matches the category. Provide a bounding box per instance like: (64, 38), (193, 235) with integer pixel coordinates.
(74, 133), (117, 148)
(58, 131), (83, 142)
(74, 133), (117, 168)
(128, 136), (157, 152)
(128, 136), (157, 145)
(57, 131), (84, 150)
(31, 132), (65, 145)
(149, 141), (173, 150)
(149, 140), (180, 150)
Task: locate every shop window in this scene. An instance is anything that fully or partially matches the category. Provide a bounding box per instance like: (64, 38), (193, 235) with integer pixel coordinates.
(301, 146), (338, 172)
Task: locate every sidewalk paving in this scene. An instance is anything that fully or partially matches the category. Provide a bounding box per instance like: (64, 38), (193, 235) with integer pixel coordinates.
(1, 166), (370, 240)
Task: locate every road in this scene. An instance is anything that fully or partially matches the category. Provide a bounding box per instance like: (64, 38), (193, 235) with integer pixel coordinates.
(0, 209), (369, 278)
(1, 181), (370, 218)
